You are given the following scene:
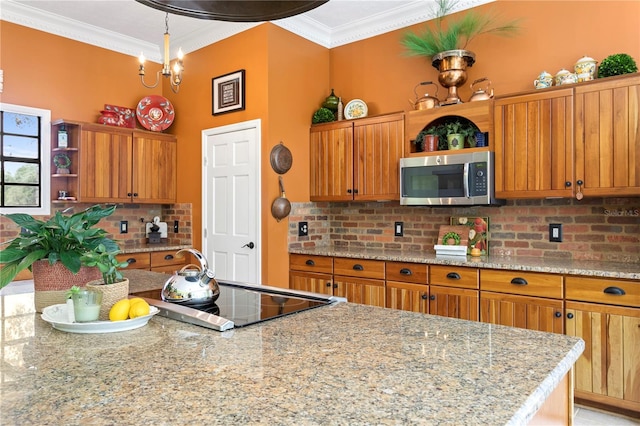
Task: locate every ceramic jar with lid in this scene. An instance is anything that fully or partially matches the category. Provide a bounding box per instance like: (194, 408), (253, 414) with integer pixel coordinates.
(534, 71), (554, 89)
(554, 69), (578, 86)
(574, 56), (597, 82)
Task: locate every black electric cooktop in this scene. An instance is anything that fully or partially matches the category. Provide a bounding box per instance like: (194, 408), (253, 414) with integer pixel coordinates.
(130, 281), (337, 331)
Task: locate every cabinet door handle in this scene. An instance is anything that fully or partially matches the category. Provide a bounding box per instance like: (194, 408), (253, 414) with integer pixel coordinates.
(400, 268), (412, 276)
(603, 286), (625, 296)
(353, 264), (364, 271)
(332, 283), (338, 289)
(164, 254), (174, 260)
(446, 272), (460, 280)
(126, 258), (137, 264)
(353, 189), (358, 194)
(133, 193), (138, 197)
(554, 312), (562, 318)
(305, 259), (315, 266)
(429, 295), (436, 300)
(567, 313), (574, 319)
(421, 293), (428, 300)
(347, 189), (352, 194)
(325, 282), (332, 287)
(565, 181), (572, 187)
(127, 192), (132, 197)
(510, 278), (528, 285)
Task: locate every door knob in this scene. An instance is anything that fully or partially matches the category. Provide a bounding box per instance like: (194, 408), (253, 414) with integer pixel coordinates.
(242, 242), (255, 249)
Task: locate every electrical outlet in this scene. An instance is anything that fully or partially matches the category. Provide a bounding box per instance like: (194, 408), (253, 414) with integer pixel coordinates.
(120, 221), (128, 234)
(394, 221), (404, 237)
(298, 222), (308, 237)
(549, 223), (562, 242)
(173, 220), (179, 233)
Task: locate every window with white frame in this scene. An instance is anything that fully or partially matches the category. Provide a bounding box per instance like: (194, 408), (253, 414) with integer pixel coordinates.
(0, 103), (51, 215)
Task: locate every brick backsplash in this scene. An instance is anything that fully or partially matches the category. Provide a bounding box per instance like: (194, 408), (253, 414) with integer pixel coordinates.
(288, 198), (640, 263)
(0, 203), (192, 249)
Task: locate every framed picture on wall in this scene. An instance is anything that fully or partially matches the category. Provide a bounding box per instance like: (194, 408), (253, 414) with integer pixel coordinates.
(212, 69), (245, 115)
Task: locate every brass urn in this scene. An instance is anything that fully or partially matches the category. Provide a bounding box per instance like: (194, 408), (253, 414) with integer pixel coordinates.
(431, 50), (476, 105)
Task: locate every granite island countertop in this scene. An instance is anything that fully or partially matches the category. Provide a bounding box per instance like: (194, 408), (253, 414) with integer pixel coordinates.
(290, 247), (640, 280)
(1, 271), (584, 425)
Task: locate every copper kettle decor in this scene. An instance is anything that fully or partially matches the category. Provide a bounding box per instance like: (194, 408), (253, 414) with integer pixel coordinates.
(409, 81), (440, 110)
(468, 78), (494, 102)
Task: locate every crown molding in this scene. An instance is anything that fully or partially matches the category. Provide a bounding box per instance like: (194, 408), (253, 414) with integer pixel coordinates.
(1, 0), (161, 61)
(1, 0), (495, 56)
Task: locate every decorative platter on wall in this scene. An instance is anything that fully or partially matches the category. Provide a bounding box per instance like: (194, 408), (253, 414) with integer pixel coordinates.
(136, 95), (175, 132)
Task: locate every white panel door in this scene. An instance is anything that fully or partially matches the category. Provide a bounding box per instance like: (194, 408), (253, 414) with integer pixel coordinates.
(202, 120), (261, 284)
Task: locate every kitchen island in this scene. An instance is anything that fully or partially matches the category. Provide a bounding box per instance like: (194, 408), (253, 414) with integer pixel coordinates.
(1, 271), (584, 425)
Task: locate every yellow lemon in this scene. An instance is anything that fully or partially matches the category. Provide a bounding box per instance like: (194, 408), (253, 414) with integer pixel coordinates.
(129, 299), (150, 318)
(109, 299), (131, 321)
(128, 297), (146, 307)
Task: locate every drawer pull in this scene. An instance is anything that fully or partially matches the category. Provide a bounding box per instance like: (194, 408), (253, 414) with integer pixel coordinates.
(400, 268), (412, 276)
(603, 286), (626, 296)
(164, 254), (174, 261)
(305, 259), (316, 266)
(566, 313), (574, 319)
(126, 258), (137, 264)
(353, 264), (364, 271)
(446, 272), (461, 280)
(510, 278), (528, 285)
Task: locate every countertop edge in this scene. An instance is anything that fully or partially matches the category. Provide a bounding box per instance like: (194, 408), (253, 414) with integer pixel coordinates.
(289, 248), (640, 280)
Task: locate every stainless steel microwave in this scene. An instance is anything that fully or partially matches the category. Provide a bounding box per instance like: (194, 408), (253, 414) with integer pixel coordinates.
(400, 151), (504, 206)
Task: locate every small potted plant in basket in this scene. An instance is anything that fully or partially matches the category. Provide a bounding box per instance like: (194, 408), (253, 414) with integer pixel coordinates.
(81, 243), (129, 320)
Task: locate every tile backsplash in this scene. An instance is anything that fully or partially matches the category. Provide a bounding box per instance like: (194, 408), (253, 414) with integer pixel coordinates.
(288, 198), (640, 263)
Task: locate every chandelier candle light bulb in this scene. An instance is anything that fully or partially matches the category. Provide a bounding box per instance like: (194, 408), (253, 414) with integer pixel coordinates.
(137, 13), (184, 93)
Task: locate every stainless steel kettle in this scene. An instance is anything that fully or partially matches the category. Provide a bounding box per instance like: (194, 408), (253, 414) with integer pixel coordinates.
(161, 248), (220, 305)
(468, 77), (494, 102)
(409, 81), (440, 110)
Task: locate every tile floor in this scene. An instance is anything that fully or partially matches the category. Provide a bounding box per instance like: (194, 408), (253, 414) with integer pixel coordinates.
(574, 405), (639, 425)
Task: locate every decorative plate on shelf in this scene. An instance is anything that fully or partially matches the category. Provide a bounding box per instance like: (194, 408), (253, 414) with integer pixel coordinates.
(344, 99), (368, 119)
(103, 104), (136, 128)
(41, 304), (159, 334)
(136, 95), (175, 132)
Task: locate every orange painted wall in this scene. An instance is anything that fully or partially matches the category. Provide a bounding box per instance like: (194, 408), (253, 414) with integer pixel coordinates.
(0, 21), (162, 119)
(329, 1), (640, 115)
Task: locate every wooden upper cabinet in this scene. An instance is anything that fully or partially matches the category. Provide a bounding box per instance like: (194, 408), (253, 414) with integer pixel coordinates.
(574, 73), (640, 197)
(79, 126), (133, 203)
(353, 113), (404, 200)
(309, 112), (404, 202)
(309, 120), (354, 201)
(494, 88), (574, 198)
(132, 132), (177, 203)
(74, 122), (176, 204)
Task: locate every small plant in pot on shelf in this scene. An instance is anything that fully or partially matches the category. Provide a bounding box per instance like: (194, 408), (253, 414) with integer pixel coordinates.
(597, 53), (638, 78)
(0, 204), (121, 311)
(445, 120), (465, 150)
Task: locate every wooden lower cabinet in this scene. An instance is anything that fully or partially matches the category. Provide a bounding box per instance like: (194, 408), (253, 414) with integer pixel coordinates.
(386, 281), (428, 313)
(117, 250), (189, 275)
(289, 270), (333, 295)
(333, 276), (385, 307)
(480, 292), (565, 333)
(429, 285), (479, 321)
(566, 301), (640, 413)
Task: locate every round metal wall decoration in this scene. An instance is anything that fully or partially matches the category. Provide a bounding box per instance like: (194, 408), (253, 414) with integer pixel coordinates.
(270, 142), (293, 174)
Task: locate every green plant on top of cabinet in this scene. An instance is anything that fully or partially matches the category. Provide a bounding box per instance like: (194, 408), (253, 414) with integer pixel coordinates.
(574, 73), (640, 198)
(493, 87), (574, 198)
(309, 112), (404, 201)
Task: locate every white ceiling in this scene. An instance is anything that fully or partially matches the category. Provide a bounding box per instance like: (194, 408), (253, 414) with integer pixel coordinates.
(1, 0), (491, 63)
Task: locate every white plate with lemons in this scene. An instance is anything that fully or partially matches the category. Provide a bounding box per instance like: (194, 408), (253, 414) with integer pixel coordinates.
(41, 304), (159, 334)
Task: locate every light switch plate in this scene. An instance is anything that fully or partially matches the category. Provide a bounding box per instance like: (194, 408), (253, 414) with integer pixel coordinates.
(549, 223), (562, 242)
(394, 221), (404, 237)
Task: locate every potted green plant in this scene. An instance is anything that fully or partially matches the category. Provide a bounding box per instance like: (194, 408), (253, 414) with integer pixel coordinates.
(0, 204), (122, 311)
(423, 125), (443, 152)
(597, 53), (638, 78)
(461, 122), (480, 147)
(401, 0), (520, 104)
(81, 243), (129, 320)
(445, 120), (465, 150)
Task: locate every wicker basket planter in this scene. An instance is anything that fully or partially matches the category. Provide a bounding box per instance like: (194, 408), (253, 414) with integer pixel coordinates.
(86, 278), (130, 320)
(32, 260), (102, 313)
